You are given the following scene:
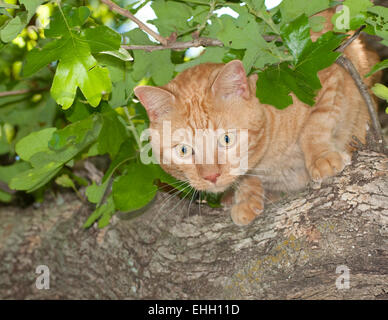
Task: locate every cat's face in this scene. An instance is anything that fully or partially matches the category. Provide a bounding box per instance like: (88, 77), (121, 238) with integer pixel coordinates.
(134, 60), (266, 193)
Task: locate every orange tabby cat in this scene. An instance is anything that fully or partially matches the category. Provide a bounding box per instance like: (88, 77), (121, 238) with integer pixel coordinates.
(134, 11), (380, 226)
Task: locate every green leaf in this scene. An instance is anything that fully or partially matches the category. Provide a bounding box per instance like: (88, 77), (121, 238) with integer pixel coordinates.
(0, 3), (19, 9)
(256, 65), (293, 109)
(97, 111), (127, 158)
(372, 83), (388, 102)
(153, 164), (187, 192)
(85, 179), (109, 204)
(0, 12), (27, 42)
(100, 48), (133, 61)
(257, 16), (345, 109)
(245, 0), (265, 12)
(86, 140), (135, 206)
(97, 198), (116, 228)
(128, 29), (174, 86)
(332, 0), (373, 31)
(150, 0), (193, 37)
(20, 0), (44, 20)
(281, 15), (311, 64)
(25, 4), (113, 109)
(102, 140), (136, 184)
(45, 5), (90, 38)
(279, 0), (330, 24)
(83, 196), (115, 228)
(55, 174), (76, 189)
(217, 13), (281, 72)
(48, 115), (102, 151)
(205, 192), (222, 208)
(63, 99), (97, 123)
(11, 116), (102, 192)
(15, 127), (57, 162)
(83, 25), (121, 53)
(112, 163), (158, 212)
(0, 162), (31, 184)
(0, 0), (44, 42)
(24, 12), (117, 79)
(97, 54), (136, 108)
(0, 189), (12, 203)
(23, 39), (66, 77)
(9, 162), (62, 192)
(309, 16), (326, 33)
(366, 6), (388, 45)
(365, 59), (388, 77)
(50, 38), (112, 109)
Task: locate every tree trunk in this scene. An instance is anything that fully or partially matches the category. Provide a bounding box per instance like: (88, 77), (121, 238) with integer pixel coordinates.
(0, 150), (387, 299)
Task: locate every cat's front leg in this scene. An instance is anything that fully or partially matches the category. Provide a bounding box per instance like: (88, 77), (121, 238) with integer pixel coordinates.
(230, 176), (264, 226)
(300, 68), (352, 183)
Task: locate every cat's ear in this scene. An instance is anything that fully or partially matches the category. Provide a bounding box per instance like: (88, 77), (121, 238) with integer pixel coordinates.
(211, 60), (251, 100)
(134, 86), (175, 121)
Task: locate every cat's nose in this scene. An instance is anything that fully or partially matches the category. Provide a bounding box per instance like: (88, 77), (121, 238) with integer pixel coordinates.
(204, 173), (221, 183)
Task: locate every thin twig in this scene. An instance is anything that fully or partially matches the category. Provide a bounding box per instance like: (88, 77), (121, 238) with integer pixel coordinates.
(196, 0), (216, 36)
(122, 37), (223, 52)
(0, 86), (49, 98)
(100, 0), (168, 46)
(335, 25), (366, 52)
(124, 106), (141, 150)
(336, 56), (384, 145)
(333, 25), (384, 146)
(120, 36), (278, 52)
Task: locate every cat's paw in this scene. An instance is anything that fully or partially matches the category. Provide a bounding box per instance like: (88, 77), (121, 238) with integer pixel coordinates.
(308, 151), (347, 182)
(231, 200), (263, 226)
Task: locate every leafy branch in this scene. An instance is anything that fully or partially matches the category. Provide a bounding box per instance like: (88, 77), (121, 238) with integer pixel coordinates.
(100, 0), (168, 45)
(103, 0), (225, 52)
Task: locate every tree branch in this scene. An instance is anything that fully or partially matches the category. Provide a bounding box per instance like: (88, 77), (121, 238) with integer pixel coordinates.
(335, 25), (366, 52)
(336, 55), (384, 146)
(100, 0), (168, 46)
(0, 87), (49, 98)
(334, 26), (385, 147)
(121, 37), (223, 52)
(1, 150), (387, 299)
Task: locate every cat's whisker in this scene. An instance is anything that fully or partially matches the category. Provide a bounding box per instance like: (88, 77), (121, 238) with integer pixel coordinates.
(157, 187), (185, 213)
(198, 191), (202, 217)
(187, 189), (197, 218)
(152, 184), (192, 223)
(163, 187), (193, 221)
(159, 182), (190, 194)
(141, 179), (190, 200)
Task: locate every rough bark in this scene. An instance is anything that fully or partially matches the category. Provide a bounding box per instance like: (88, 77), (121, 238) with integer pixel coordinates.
(0, 150), (387, 300)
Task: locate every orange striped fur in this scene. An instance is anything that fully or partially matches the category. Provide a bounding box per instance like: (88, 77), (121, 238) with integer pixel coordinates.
(134, 10), (380, 225)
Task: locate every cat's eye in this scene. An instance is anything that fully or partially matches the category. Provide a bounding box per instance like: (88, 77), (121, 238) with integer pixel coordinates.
(218, 132), (236, 148)
(175, 144), (193, 158)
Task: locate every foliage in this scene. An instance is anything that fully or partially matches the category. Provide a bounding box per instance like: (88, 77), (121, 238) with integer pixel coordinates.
(0, 0), (386, 227)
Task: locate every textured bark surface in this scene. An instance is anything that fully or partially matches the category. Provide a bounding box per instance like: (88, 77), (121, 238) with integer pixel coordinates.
(0, 150), (387, 299)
